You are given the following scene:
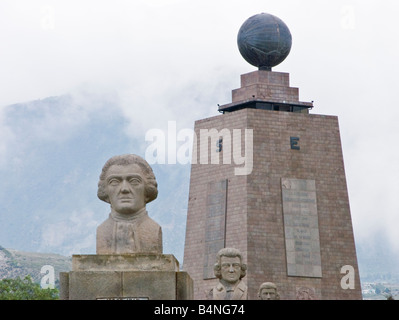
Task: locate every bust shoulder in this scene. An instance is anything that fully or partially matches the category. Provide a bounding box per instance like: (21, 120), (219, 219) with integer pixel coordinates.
(136, 215), (162, 253)
(97, 215), (114, 234)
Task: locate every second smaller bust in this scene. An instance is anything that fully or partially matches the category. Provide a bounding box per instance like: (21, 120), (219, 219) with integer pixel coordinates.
(208, 248), (248, 300)
(258, 282), (280, 300)
(96, 154), (162, 255)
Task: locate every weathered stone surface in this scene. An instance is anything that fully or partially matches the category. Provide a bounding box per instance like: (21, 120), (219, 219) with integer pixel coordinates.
(64, 270), (192, 300)
(282, 178), (322, 278)
(59, 272), (69, 300)
(207, 248), (248, 300)
(122, 271), (176, 300)
(176, 272), (194, 300)
(203, 180), (228, 279)
(69, 271), (122, 300)
(71, 253), (179, 272)
(96, 154), (162, 255)
(258, 282), (280, 300)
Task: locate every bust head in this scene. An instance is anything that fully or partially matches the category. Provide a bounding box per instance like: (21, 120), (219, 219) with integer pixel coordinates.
(214, 248), (247, 283)
(97, 154), (158, 215)
(258, 282), (280, 300)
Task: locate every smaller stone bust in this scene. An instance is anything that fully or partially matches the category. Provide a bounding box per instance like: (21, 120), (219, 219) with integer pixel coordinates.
(96, 154), (162, 254)
(258, 282), (280, 300)
(208, 248), (248, 300)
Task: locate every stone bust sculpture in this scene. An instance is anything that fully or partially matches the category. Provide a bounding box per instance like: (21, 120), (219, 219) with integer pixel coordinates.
(96, 154), (162, 254)
(208, 248), (248, 300)
(258, 282), (280, 300)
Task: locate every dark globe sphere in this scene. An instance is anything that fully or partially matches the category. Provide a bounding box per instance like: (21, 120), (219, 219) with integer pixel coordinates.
(237, 13), (292, 70)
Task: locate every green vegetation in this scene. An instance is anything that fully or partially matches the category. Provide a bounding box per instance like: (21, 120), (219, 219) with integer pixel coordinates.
(0, 275), (58, 300)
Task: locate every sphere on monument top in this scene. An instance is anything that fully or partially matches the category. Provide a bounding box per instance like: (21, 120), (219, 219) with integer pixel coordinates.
(237, 13), (292, 70)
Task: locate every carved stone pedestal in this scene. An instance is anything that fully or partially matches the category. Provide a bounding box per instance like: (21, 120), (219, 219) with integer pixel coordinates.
(60, 254), (193, 300)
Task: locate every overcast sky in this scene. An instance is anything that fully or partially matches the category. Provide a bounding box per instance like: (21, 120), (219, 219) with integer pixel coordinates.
(0, 0), (399, 260)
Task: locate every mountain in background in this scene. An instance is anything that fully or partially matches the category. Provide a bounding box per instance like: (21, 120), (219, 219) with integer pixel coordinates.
(0, 246), (71, 285)
(0, 93), (190, 263)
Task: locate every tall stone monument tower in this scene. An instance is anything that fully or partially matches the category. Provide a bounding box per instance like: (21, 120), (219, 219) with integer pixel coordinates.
(183, 13), (362, 300)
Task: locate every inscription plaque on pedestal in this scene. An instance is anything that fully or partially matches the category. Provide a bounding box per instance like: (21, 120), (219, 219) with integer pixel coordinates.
(203, 180), (227, 279)
(282, 178), (322, 278)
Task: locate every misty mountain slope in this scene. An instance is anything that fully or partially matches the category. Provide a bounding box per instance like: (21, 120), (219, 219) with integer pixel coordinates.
(0, 246), (71, 283)
(0, 93), (190, 262)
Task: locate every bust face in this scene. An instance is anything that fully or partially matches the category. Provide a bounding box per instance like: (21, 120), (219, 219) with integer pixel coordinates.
(220, 256), (241, 284)
(105, 163), (147, 215)
(260, 288), (277, 300)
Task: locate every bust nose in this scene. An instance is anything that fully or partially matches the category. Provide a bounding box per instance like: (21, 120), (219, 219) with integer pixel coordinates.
(120, 180), (130, 193)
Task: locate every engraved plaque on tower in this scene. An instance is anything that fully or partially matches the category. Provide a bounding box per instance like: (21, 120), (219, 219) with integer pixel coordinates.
(282, 178), (322, 278)
(203, 180), (227, 279)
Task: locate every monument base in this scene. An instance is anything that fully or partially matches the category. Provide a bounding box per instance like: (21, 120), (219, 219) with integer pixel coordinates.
(60, 254), (193, 300)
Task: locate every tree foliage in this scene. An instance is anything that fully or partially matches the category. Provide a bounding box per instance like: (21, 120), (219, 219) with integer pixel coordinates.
(0, 276), (58, 300)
